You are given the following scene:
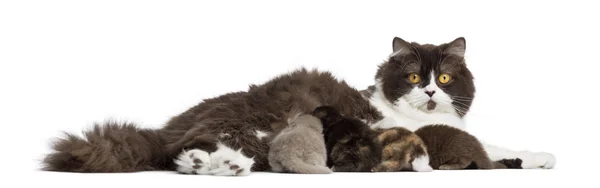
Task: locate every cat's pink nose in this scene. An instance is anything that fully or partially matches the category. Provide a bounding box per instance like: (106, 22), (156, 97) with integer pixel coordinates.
(425, 91), (435, 97)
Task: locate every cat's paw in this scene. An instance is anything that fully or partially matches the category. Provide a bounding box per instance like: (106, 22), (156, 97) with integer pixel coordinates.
(209, 142), (255, 176)
(174, 149), (212, 175)
(521, 152), (556, 169)
(496, 158), (523, 169)
(371, 164), (391, 172)
(438, 164), (458, 170)
(411, 155), (433, 172)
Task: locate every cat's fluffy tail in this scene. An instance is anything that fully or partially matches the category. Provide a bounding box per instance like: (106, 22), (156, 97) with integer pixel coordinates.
(42, 121), (172, 172)
(281, 159), (332, 174)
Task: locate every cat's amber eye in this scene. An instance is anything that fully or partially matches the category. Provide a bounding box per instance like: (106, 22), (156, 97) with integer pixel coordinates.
(409, 73), (421, 84)
(438, 73), (451, 84)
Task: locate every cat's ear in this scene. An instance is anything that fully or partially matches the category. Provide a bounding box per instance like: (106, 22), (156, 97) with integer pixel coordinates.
(392, 37), (412, 56)
(444, 37), (466, 57)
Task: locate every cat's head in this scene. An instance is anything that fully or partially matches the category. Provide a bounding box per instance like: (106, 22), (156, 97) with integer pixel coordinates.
(374, 37), (475, 116)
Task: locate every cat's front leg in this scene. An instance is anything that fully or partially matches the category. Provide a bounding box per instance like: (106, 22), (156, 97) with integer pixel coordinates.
(482, 142), (556, 169)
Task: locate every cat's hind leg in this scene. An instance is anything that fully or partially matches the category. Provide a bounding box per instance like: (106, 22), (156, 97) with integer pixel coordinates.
(208, 142), (256, 176)
(167, 125), (258, 176)
(482, 142), (555, 169)
(174, 149), (212, 175)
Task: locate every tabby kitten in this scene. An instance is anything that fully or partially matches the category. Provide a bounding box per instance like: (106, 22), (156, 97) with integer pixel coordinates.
(372, 127), (432, 172)
(312, 106), (382, 172)
(268, 114), (331, 174)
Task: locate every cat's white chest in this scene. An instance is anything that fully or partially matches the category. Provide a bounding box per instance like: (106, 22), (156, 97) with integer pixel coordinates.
(369, 93), (465, 131)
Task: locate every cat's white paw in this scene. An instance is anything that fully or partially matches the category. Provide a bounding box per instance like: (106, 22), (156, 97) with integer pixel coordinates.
(521, 152), (556, 169)
(174, 149), (212, 175)
(411, 155), (433, 172)
(209, 142), (255, 176)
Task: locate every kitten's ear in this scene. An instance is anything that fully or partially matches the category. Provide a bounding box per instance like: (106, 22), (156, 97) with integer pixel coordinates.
(444, 37), (466, 57)
(392, 37), (411, 56)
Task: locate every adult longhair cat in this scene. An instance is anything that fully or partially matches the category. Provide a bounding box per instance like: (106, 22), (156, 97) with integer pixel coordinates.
(41, 37), (555, 175)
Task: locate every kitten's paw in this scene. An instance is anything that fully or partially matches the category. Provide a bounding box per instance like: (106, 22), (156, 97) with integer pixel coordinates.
(521, 152), (556, 169)
(438, 165), (457, 170)
(174, 149), (212, 175)
(209, 142), (255, 176)
(371, 164), (390, 172)
(412, 164), (433, 172)
(411, 155), (433, 172)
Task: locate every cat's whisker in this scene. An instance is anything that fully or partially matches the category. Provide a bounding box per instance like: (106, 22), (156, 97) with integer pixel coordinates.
(450, 98), (473, 102)
(452, 105), (469, 112)
(406, 97), (427, 108)
(451, 100), (472, 108)
(450, 96), (474, 100)
(452, 106), (469, 116)
(451, 99), (473, 103)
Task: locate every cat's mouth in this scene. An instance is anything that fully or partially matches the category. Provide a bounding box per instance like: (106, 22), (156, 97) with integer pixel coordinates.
(426, 100), (437, 111)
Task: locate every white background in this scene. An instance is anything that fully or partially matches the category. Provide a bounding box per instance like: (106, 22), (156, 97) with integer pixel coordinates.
(1, 0), (597, 187)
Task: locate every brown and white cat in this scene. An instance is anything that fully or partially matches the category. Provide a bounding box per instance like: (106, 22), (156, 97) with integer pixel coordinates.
(363, 37), (555, 169)
(41, 37), (555, 175)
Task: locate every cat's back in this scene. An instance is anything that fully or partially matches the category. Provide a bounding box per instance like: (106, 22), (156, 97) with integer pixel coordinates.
(249, 68), (382, 122)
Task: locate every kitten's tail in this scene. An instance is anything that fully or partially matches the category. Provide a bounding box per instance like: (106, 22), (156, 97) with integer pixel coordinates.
(281, 159), (332, 174)
(42, 121), (172, 172)
(472, 152), (499, 169)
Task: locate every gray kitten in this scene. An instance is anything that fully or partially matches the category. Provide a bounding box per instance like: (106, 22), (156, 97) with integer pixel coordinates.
(268, 114), (331, 174)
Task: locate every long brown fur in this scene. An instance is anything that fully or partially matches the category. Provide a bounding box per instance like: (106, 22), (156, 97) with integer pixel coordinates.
(42, 68), (383, 172)
(42, 121), (175, 172)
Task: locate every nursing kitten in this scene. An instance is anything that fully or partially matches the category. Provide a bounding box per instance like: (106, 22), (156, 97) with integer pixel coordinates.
(268, 114), (331, 174)
(414, 124), (507, 170)
(372, 127), (433, 172)
(312, 106), (382, 172)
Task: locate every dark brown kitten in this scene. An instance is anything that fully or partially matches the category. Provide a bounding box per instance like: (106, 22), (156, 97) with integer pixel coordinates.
(414, 124), (507, 170)
(372, 127), (432, 172)
(312, 106), (382, 172)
